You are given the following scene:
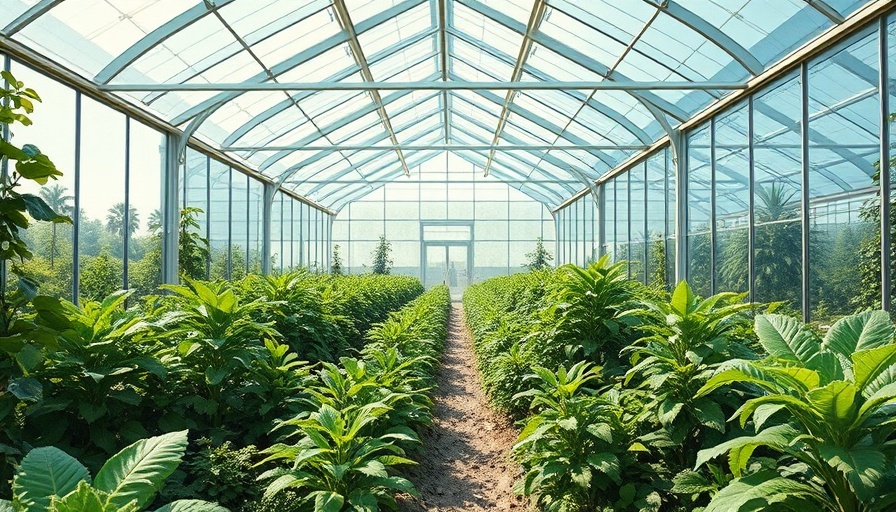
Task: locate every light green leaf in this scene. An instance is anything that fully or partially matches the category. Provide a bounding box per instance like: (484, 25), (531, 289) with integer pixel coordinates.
(314, 491), (344, 512)
(670, 281), (696, 317)
(14, 447), (90, 512)
(93, 430), (188, 510)
(705, 471), (828, 512)
(852, 344), (896, 395)
(806, 381), (858, 426)
(823, 310), (896, 357)
(755, 315), (824, 369)
(49, 481), (118, 512)
(152, 500), (230, 512)
(695, 424), (799, 476)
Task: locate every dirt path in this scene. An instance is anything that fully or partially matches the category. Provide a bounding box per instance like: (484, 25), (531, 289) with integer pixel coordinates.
(399, 303), (526, 512)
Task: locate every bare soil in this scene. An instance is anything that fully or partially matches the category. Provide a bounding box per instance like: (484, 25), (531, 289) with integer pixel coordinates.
(398, 303), (527, 512)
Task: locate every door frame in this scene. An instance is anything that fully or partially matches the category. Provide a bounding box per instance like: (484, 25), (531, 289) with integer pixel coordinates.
(422, 241), (473, 287)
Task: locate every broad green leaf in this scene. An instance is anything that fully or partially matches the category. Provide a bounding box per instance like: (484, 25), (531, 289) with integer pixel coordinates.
(152, 500), (230, 512)
(670, 281), (696, 317)
(693, 400), (726, 432)
(817, 444), (884, 502)
(14, 447), (90, 512)
(852, 344), (896, 395)
(705, 471), (828, 512)
(695, 424), (799, 475)
(806, 381), (858, 426)
(8, 377), (43, 402)
(823, 310), (896, 357)
(755, 315), (824, 369)
(93, 430), (188, 509)
(587, 452), (621, 483)
(21, 194), (70, 223)
(314, 491), (344, 512)
(672, 470), (715, 495)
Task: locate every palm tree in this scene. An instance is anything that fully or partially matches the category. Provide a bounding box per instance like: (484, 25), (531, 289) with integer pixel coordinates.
(38, 184), (72, 267)
(147, 209), (162, 235)
(105, 202), (140, 239)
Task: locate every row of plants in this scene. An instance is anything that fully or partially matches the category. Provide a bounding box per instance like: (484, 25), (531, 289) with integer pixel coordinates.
(464, 256), (896, 511)
(256, 285), (451, 510)
(0, 283), (448, 512)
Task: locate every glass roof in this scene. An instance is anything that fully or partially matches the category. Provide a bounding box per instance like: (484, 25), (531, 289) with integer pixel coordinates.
(0, 0), (874, 210)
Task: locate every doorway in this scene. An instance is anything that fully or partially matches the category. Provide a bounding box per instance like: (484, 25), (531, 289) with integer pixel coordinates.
(423, 243), (471, 298)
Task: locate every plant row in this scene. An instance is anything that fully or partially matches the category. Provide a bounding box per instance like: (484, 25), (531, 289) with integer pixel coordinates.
(257, 285), (451, 510)
(464, 256), (896, 512)
(0, 271), (424, 510)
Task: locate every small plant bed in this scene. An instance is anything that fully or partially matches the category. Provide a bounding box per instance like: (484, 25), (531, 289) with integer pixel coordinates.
(464, 258), (896, 512)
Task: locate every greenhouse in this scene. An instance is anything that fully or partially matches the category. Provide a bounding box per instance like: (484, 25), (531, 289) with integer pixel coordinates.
(1, 0), (896, 511)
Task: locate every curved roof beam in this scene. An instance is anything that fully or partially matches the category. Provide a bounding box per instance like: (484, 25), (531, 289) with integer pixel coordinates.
(803, 0), (846, 24)
(223, 28), (437, 146)
(168, 0), (427, 126)
(261, 89), (441, 173)
(643, 0), (764, 76)
(95, 0), (241, 84)
(448, 27), (652, 145)
(2, 0), (64, 35)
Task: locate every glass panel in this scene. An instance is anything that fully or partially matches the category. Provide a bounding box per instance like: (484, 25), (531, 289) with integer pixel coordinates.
(127, 121), (164, 299)
(753, 73), (803, 309)
(809, 27), (881, 320)
(79, 95), (125, 302)
(687, 124), (712, 296)
(12, 63), (77, 300)
(209, 162), (232, 280)
(630, 163), (646, 283)
(714, 102), (750, 294)
(646, 152), (668, 288)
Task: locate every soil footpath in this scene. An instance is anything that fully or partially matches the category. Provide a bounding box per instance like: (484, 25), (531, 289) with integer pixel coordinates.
(399, 303), (526, 512)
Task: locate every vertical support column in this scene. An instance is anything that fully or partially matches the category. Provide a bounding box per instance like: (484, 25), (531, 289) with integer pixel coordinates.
(226, 167), (233, 280)
(801, 61), (812, 322)
(327, 214), (334, 273)
(748, 96), (756, 304)
(123, 118), (131, 290)
(1, 56), (10, 294)
(642, 163), (648, 284)
(671, 129), (688, 284)
(597, 183), (606, 258)
(73, 92), (82, 303)
(262, 182), (275, 275)
(161, 133), (181, 284)
(880, 16), (891, 313)
(205, 157), (211, 279)
(552, 210), (560, 268)
(709, 118), (717, 295)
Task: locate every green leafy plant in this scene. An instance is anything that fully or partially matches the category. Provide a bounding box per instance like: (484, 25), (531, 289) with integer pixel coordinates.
(331, 245), (343, 276)
(513, 362), (659, 512)
(696, 310), (896, 511)
(259, 403), (418, 511)
(370, 235), (392, 275)
(525, 237), (553, 271)
(179, 207), (210, 281)
(0, 430), (226, 511)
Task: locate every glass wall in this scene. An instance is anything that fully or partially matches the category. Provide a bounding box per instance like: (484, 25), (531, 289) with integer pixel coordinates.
(10, 59), (165, 303)
(599, 146), (676, 289)
(680, 18), (894, 321)
(556, 193), (596, 268)
(332, 152), (555, 283)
